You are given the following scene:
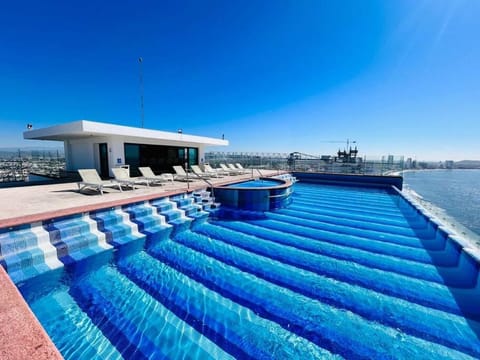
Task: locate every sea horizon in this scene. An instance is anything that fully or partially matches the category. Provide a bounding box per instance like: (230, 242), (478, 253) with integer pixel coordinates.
(402, 169), (480, 238)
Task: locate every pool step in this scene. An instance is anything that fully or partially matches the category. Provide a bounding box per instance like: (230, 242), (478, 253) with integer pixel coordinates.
(192, 190), (221, 212)
(293, 196), (416, 224)
(289, 203), (426, 231)
(215, 218), (473, 286)
(120, 250), (336, 359)
(150, 197), (194, 234)
(293, 184), (402, 207)
(276, 207), (436, 238)
(268, 211), (441, 247)
(174, 229), (480, 358)
(0, 223), (63, 283)
(30, 289), (122, 359)
(43, 214), (113, 265)
(122, 201), (172, 246)
(171, 194), (210, 221)
(72, 266), (232, 360)
(90, 208), (146, 252)
(200, 222), (480, 318)
(239, 218), (460, 266)
(151, 238), (474, 360)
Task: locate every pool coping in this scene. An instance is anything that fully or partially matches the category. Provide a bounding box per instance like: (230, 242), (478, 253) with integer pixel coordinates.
(0, 266), (63, 360)
(217, 177), (290, 190)
(393, 186), (480, 265)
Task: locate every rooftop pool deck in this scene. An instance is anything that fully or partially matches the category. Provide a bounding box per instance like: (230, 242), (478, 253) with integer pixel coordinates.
(1, 171), (480, 359)
(0, 170), (277, 359)
(0, 171), (267, 227)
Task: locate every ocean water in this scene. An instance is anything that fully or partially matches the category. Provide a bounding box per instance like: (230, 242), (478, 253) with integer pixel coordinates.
(402, 169), (480, 235)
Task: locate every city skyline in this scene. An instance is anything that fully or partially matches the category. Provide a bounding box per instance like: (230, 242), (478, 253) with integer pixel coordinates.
(1, 1), (479, 161)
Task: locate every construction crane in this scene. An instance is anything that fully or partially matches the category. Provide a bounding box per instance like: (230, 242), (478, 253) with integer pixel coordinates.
(287, 139), (359, 169)
(287, 152), (322, 170)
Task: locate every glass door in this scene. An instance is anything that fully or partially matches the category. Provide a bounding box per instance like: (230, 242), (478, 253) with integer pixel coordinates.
(99, 143), (109, 179)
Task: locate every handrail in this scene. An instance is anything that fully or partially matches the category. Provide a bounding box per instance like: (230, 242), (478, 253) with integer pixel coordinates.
(253, 168), (264, 178)
(189, 171), (215, 198)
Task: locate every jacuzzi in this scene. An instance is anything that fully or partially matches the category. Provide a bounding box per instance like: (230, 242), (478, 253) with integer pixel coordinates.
(213, 178), (294, 211)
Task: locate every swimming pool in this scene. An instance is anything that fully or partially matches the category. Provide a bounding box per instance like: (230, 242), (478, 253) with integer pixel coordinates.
(3, 181), (480, 359)
(214, 177), (293, 211)
(225, 179), (283, 188)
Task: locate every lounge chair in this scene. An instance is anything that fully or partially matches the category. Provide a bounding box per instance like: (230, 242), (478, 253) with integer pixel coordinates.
(190, 165), (216, 178)
(112, 167), (150, 189)
(139, 167), (174, 185)
(77, 169), (123, 195)
(235, 163), (250, 174)
(219, 163), (243, 175)
(172, 165), (194, 182)
(204, 164), (229, 176)
(227, 163), (247, 174)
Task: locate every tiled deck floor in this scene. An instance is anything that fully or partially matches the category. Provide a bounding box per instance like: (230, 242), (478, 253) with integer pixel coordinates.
(0, 170), (280, 227)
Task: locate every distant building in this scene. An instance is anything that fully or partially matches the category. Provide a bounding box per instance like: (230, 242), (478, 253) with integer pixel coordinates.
(445, 160), (454, 169)
(24, 120), (228, 177)
(405, 158), (412, 169)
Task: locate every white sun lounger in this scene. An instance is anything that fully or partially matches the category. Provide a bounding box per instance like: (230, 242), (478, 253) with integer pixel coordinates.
(219, 163), (243, 175)
(112, 167), (150, 189)
(172, 165), (194, 182)
(138, 167), (174, 185)
(77, 169), (123, 195)
(204, 164), (229, 176)
(235, 163), (250, 174)
(190, 165), (216, 178)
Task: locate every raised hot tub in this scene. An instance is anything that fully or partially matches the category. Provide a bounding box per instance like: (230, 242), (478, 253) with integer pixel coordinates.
(213, 177), (293, 211)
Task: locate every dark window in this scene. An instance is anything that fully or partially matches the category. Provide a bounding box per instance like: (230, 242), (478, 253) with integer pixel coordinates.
(124, 143), (199, 176)
(98, 143), (109, 179)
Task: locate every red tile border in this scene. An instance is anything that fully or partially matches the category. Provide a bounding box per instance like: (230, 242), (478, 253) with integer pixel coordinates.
(0, 266), (63, 360)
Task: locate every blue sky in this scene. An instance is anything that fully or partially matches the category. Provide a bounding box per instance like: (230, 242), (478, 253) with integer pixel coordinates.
(1, 1), (479, 160)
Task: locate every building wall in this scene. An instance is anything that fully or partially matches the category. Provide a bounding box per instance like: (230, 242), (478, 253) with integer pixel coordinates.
(64, 136), (210, 177)
(65, 137), (110, 173)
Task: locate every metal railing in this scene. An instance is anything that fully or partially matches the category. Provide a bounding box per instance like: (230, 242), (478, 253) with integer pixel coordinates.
(188, 169), (215, 198)
(205, 152), (408, 176)
(253, 168), (264, 178)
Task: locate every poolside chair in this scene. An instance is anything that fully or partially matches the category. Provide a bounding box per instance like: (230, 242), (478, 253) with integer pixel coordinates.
(172, 165), (194, 182)
(77, 169), (122, 195)
(112, 167), (150, 189)
(234, 163), (250, 174)
(219, 163), (243, 175)
(138, 167), (174, 185)
(227, 163), (247, 174)
(204, 164), (229, 176)
(190, 165), (216, 178)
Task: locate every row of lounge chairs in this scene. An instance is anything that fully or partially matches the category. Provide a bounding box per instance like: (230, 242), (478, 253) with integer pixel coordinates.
(77, 163), (249, 195)
(188, 163), (250, 179)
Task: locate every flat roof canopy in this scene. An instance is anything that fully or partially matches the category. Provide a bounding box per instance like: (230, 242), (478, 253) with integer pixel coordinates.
(24, 120), (228, 147)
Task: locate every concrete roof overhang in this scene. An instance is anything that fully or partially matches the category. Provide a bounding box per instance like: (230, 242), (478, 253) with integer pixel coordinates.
(23, 120), (229, 147)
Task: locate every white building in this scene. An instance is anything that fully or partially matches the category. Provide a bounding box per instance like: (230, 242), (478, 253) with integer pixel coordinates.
(445, 160), (454, 169)
(24, 120), (228, 177)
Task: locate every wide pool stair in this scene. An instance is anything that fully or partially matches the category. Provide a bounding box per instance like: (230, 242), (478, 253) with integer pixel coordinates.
(1, 181), (479, 359)
(0, 222), (63, 284)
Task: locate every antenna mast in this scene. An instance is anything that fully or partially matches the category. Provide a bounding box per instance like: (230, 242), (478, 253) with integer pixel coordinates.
(139, 57), (145, 128)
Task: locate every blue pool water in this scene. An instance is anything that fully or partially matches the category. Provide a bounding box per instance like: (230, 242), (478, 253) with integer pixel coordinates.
(5, 182), (480, 359)
(226, 179), (283, 188)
